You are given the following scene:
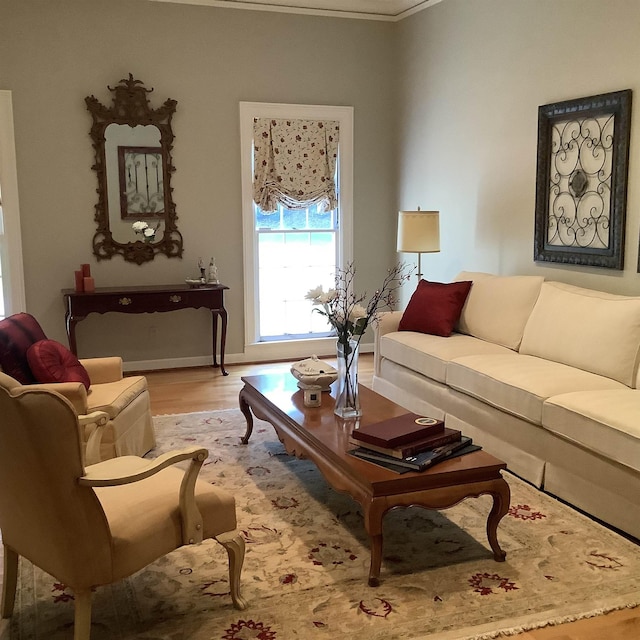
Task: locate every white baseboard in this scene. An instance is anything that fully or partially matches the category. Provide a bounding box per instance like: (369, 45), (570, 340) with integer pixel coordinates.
(122, 341), (373, 372)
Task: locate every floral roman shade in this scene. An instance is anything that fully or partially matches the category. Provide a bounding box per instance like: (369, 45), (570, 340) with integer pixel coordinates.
(253, 118), (340, 213)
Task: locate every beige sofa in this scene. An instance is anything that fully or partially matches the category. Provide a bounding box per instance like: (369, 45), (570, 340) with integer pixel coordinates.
(373, 272), (640, 540)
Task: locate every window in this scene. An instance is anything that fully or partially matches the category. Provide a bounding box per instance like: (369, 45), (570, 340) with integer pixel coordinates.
(0, 91), (25, 320)
(240, 103), (353, 360)
(256, 201), (337, 341)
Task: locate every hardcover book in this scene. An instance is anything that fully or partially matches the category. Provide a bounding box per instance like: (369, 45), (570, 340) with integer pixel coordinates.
(348, 426), (461, 459)
(349, 441), (482, 474)
(350, 413), (444, 449)
(349, 436), (474, 472)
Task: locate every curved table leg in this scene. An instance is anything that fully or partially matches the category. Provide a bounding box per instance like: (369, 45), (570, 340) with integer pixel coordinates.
(239, 387), (254, 444)
(362, 499), (387, 587)
(486, 478), (510, 561)
(211, 310), (219, 368)
(65, 313), (83, 356)
(219, 308), (228, 375)
(211, 310), (229, 375)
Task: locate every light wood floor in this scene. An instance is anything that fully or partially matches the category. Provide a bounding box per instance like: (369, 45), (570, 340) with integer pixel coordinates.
(144, 356), (639, 640)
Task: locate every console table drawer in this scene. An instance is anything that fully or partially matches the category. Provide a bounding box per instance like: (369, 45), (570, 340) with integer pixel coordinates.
(72, 290), (224, 314)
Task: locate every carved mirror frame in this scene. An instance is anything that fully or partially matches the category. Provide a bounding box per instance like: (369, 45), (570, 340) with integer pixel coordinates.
(86, 74), (183, 264)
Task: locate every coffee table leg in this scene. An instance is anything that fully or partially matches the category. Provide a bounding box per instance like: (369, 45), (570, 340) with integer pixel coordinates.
(238, 387), (254, 444)
(363, 499), (387, 587)
(486, 478), (510, 561)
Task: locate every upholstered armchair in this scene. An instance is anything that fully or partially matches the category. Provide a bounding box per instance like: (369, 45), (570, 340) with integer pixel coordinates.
(0, 385), (247, 640)
(0, 313), (155, 463)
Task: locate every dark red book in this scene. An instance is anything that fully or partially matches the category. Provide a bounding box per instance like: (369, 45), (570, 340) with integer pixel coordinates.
(349, 427), (461, 459)
(350, 413), (444, 449)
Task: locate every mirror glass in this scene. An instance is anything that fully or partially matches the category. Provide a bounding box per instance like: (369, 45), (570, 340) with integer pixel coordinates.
(86, 75), (182, 264)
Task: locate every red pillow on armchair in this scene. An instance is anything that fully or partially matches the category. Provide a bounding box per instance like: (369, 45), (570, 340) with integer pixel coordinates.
(26, 339), (91, 390)
(0, 313), (48, 383)
(398, 280), (472, 337)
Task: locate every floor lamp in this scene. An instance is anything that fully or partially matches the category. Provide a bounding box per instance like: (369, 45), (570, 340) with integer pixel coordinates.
(397, 209), (440, 280)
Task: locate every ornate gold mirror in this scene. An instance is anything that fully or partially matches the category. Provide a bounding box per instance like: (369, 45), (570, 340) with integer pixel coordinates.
(86, 74), (183, 264)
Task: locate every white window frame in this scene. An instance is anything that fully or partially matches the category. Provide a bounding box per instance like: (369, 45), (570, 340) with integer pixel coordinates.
(239, 102), (354, 361)
(0, 91), (26, 318)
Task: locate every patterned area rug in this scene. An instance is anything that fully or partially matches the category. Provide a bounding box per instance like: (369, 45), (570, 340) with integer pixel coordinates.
(7, 409), (640, 639)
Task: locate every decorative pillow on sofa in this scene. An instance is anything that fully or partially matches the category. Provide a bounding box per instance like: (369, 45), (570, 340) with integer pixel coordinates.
(26, 339), (91, 390)
(0, 313), (48, 383)
(398, 280), (472, 337)
(454, 272), (545, 350)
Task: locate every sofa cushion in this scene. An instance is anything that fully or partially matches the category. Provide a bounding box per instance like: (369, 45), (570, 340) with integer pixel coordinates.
(454, 272), (544, 351)
(0, 313), (47, 384)
(543, 390), (640, 473)
(520, 281), (640, 387)
(446, 353), (626, 425)
(86, 376), (148, 420)
(398, 279), (472, 337)
(380, 332), (513, 384)
(27, 339), (91, 390)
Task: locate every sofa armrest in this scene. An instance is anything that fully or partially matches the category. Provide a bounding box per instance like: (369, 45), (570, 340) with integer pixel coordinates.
(80, 357), (124, 384)
(373, 311), (403, 377)
(27, 382), (89, 414)
(376, 310), (403, 337)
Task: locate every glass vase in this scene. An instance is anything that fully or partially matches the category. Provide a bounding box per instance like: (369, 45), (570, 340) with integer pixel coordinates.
(334, 337), (362, 419)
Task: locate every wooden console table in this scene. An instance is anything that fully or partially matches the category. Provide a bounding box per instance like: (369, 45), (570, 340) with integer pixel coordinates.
(62, 283), (229, 375)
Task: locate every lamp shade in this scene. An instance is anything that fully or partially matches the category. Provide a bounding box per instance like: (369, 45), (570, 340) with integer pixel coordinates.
(397, 210), (440, 253)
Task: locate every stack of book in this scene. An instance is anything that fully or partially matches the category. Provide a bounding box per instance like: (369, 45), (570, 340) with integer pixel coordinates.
(348, 413), (480, 473)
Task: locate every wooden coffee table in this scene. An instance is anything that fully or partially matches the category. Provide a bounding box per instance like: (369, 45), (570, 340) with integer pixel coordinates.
(239, 373), (510, 586)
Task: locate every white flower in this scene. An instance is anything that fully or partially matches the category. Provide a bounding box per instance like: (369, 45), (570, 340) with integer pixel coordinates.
(132, 221), (149, 232)
(305, 286), (324, 303)
(305, 286), (337, 305)
(143, 227), (156, 238)
(317, 288), (337, 304)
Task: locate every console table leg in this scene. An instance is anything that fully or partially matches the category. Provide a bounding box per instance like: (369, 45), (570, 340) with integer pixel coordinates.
(219, 308), (228, 376)
(238, 387), (254, 444)
(211, 309), (228, 375)
(211, 311), (219, 368)
(486, 478), (510, 562)
(65, 314), (80, 356)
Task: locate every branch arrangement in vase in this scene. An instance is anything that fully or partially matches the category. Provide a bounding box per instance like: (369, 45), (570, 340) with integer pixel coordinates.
(305, 263), (412, 417)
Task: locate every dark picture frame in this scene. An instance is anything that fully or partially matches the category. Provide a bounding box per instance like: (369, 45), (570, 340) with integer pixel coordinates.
(534, 90), (632, 270)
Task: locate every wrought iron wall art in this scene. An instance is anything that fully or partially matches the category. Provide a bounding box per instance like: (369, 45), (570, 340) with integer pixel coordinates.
(86, 74), (183, 264)
(118, 146), (165, 219)
(534, 90), (632, 270)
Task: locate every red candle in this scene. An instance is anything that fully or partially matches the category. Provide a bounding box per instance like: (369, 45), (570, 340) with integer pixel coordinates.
(83, 276), (95, 293)
(74, 270), (84, 292)
(81, 263), (91, 278)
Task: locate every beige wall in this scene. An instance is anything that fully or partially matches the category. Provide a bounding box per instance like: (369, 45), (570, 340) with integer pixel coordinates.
(0, 0), (397, 365)
(396, 0), (640, 300)
(4, 0), (640, 368)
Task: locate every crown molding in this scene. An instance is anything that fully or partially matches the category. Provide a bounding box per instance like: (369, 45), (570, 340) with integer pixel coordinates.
(147, 0), (444, 22)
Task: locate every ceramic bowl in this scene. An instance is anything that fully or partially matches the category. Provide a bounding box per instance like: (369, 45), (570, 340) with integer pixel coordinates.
(290, 356), (338, 391)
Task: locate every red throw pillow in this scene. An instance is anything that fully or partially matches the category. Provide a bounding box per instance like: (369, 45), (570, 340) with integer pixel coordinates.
(26, 339), (91, 390)
(398, 280), (473, 337)
(0, 313), (48, 383)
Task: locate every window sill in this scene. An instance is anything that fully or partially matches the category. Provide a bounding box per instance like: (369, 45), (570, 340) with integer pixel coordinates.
(243, 337), (372, 363)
